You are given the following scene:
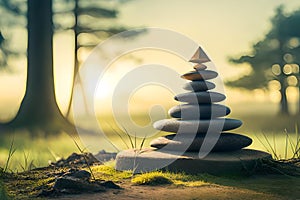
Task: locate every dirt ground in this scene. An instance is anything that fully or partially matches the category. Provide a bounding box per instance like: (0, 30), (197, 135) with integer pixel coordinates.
(3, 153), (299, 200)
(53, 173), (300, 200)
(54, 182), (287, 200)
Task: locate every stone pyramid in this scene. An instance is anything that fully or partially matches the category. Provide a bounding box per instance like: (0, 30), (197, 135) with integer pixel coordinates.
(115, 47), (271, 175)
(150, 48), (252, 154)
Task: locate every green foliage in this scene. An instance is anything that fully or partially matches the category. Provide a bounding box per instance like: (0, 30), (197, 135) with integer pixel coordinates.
(228, 6), (300, 90)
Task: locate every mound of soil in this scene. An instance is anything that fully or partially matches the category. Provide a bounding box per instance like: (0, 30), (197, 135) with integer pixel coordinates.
(50, 150), (117, 168)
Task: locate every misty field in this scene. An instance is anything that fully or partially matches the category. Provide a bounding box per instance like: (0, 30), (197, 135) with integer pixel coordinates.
(0, 108), (299, 172)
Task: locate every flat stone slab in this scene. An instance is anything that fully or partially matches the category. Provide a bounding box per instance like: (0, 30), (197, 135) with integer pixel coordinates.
(169, 104), (230, 119)
(153, 118), (242, 134)
(181, 70), (218, 81)
(150, 133), (252, 152)
(115, 148), (272, 175)
(175, 92), (226, 104)
(183, 81), (215, 92)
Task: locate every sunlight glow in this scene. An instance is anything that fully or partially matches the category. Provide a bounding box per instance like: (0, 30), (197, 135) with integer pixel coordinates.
(286, 86), (298, 103)
(269, 91), (281, 103)
(1, 0), (300, 119)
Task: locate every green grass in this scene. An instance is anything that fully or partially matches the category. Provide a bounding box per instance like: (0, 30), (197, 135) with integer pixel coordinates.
(0, 130), (298, 172)
(0, 113), (299, 171)
(0, 131), (82, 172)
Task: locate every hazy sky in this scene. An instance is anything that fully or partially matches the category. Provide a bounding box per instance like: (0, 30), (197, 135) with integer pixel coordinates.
(118, 0), (300, 76)
(81, 0), (300, 116)
(1, 0), (300, 120)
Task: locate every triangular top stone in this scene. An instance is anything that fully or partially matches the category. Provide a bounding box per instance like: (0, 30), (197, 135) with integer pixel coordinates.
(189, 47), (211, 64)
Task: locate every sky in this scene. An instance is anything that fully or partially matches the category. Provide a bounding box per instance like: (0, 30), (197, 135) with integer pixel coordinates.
(1, 0), (300, 120)
(118, 0), (300, 77)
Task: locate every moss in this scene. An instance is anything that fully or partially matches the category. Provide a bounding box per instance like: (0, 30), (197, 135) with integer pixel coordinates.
(32, 177), (54, 189)
(91, 164), (209, 187)
(132, 171), (173, 185)
(90, 165), (132, 181)
(4, 169), (57, 200)
(131, 171), (209, 187)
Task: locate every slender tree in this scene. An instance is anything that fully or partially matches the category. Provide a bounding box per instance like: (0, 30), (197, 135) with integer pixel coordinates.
(58, 0), (129, 117)
(0, 0), (142, 134)
(5, 0), (71, 133)
(228, 6), (300, 115)
(0, 0), (78, 134)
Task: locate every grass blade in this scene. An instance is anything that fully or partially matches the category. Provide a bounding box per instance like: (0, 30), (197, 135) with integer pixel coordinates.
(48, 148), (61, 161)
(285, 129), (296, 156)
(134, 132), (137, 149)
(262, 132), (278, 160)
(121, 125), (134, 149)
(255, 134), (271, 154)
(139, 134), (147, 151)
(285, 131), (288, 159)
(106, 122), (129, 150)
(294, 123), (299, 158)
(23, 152), (28, 171)
(71, 137), (96, 180)
(273, 133), (277, 159)
(4, 136), (16, 173)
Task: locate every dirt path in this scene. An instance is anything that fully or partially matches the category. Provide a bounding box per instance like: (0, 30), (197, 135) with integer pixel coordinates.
(55, 182), (286, 200)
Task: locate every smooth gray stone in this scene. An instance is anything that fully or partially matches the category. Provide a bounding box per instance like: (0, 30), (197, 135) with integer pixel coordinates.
(169, 104), (230, 119)
(193, 63), (207, 70)
(183, 81), (215, 92)
(181, 70), (218, 81)
(115, 148), (272, 175)
(150, 133), (252, 152)
(175, 92), (226, 103)
(153, 118), (242, 134)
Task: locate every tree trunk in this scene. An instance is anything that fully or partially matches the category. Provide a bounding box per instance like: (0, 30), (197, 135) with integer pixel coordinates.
(278, 39), (289, 115)
(66, 0), (89, 118)
(65, 0), (79, 118)
(298, 78), (300, 115)
(9, 0), (65, 128)
(279, 77), (289, 115)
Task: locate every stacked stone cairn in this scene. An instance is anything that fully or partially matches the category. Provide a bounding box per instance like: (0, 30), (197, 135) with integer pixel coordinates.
(115, 47), (271, 175)
(150, 47), (253, 154)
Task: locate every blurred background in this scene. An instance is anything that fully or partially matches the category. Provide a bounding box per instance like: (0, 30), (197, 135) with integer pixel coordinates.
(0, 0), (300, 171)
